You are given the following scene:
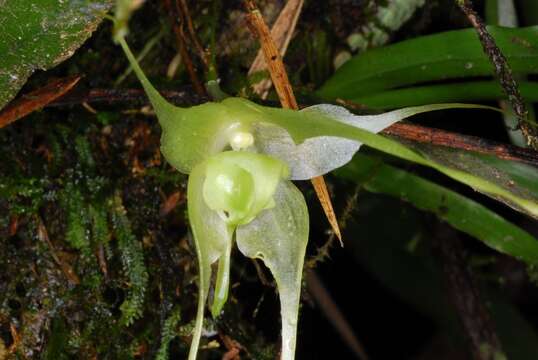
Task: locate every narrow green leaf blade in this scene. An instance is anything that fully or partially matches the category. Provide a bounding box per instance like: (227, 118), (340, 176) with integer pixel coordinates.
(317, 26), (538, 101)
(398, 141), (538, 217)
(337, 154), (538, 264)
(347, 81), (538, 110)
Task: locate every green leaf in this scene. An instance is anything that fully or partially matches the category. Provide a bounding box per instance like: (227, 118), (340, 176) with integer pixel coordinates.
(0, 0), (112, 109)
(398, 141), (538, 218)
(343, 81), (538, 110)
(236, 181), (309, 360)
(337, 153), (538, 264)
(317, 26), (538, 101)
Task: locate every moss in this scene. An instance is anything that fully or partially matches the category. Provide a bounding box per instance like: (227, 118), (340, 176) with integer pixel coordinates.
(155, 306), (181, 360)
(61, 180), (90, 251)
(110, 192), (149, 327)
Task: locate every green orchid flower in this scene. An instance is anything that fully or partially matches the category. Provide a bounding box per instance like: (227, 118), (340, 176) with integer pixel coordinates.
(114, 18), (524, 360)
(117, 36), (310, 360)
(187, 153), (306, 360)
(109, 5), (538, 359)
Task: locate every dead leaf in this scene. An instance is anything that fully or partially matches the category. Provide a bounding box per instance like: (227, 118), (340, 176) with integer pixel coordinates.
(0, 76), (80, 129)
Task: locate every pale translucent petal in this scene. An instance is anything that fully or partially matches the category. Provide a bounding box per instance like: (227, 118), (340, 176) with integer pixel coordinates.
(253, 123), (359, 180)
(202, 151), (289, 225)
(254, 103), (483, 180)
(236, 181), (309, 360)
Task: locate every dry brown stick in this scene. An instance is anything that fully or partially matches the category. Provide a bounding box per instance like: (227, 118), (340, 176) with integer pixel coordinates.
(456, 0), (538, 150)
(0, 76), (80, 129)
(386, 122), (538, 166)
(433, 224), (505, 360)
(36, 216), (80, 285)
(244, 1), (298, 108)
(219, 333), (244, 360)
(162, 0), (206, 96)
(8, 323), (20, 354)
(306, 270), (370, 360)
(305, 185), (369, 360)
(243, 0), (342, 243)
(248, 0), (305, 99)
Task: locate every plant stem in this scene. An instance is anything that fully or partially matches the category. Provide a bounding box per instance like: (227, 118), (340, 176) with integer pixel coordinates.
(456, 0), (538, 150)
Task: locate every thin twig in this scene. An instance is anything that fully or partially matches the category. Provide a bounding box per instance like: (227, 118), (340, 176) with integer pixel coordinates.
(385, 122), (538, 166)
(244, 0), (297, 107)
(50, 87), (205, 107)
(243, 0), (342, 244)
(248, 0), (305, 99)
(8, 215), (19, 236)
(162, 0), (206, 96)
(305, 184), (369, 360)
(8, 323), (20, 354)
(177, 0), (209, 68)
(0, 75), (528, 168)
(97, 244), (108, 278)
(456, 0), (538, 150)
(306, 270), (370, 360)
(219, 333), (244, 360)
